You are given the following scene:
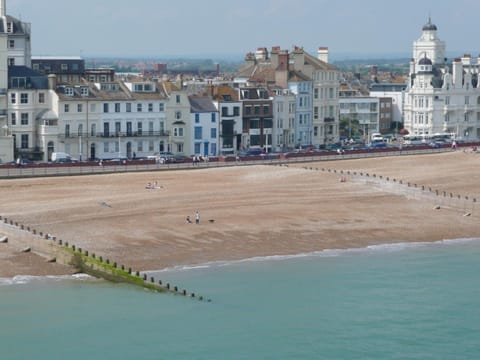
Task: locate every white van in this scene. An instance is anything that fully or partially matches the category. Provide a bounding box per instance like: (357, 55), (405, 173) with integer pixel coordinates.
(51, 152), (72, 162)
(371, 133), (384, 142)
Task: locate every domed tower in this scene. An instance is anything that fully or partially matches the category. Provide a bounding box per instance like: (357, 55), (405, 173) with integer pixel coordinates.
(413, 17), (446, 67)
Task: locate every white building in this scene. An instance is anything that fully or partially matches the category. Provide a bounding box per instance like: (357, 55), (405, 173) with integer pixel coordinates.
(339, 97), (380, 141)
(404, 19), (480, 140)
(0, 0), (32, 163)
(272, 88), (296, 151)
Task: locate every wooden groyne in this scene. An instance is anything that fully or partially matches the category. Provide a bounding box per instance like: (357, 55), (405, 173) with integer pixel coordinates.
(290, 164), (478, 217)
(0, 215), (210, 301)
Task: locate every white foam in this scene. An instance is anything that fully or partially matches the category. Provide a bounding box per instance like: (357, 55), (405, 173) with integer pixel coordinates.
(152, 238), (480, 273)
(0, 273), (93, 286)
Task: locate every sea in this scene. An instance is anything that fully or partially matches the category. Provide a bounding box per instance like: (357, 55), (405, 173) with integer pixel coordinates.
(1, 238), (479, 360)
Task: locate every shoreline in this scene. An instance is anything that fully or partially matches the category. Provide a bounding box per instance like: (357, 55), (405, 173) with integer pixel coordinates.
(1, 151), (479, 279)
(2, 236), (480, 283)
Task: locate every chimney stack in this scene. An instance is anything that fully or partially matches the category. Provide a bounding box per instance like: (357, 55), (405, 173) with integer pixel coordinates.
(48, 74), (57, 90)
(318, 47), (329, 63)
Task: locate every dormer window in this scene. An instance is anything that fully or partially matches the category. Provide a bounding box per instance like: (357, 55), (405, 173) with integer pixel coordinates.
(7, 22), (13, 33)
(80, 87), (89, 96)
(65, 87), (74, 96)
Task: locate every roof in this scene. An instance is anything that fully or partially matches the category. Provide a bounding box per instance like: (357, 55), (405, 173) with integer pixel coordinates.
(422, 18), (437, 31)
(32, 56), (83, 60)
(8, 66), (49, 89)
(303, 52), (338, 71)
(419, 56), (433, 65)
(288, 70), (311, 82)
(189, 96), (217, 113)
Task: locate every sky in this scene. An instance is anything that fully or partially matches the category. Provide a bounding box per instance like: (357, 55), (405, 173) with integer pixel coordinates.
(7, 0), (480, 60)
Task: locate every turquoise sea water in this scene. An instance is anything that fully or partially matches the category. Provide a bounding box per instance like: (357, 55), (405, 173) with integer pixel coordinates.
(1, 239), (480, 360)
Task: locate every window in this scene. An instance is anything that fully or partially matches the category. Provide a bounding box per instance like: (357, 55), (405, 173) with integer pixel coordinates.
(137, 141), (143, 152)
(126, 103), (131, 112)
(175, 111), (182, 120)
(11, 112), (16, 125)
(91, 124), (96, 137)
(148, 140), (154, 152)
(21, 134), (29, 149)
(149, 121), (154, 135)
(195, 143), (201, 154)
(65, 87), (74, 96)
(148, 103), (153, 112)
(263, 105), (269, 114)
(80, 87), (89, 96)
(115, 122), (121, 135)
(174, 127), (184, 137)
(20, 93), (28, 104)
(159, 103), (165, 112)
(176, 95), (181, 104)
(104, 142), (109, 153)
(245, 106), (251, 115)
(115, 103), (121, 113)
(195, 114), (200, 123)
(254, 106), (260, 114)
(103, 103), (109, 113)
(77, 104), (83, 112)
(61, 64), (68, 71)
(10, 93), (16, 104)
(39, 93), (45, 104)
(90, 103), (96, 112)
(20, 113), (28, 125)
(78, 124), (83, 136)
(211, 128), (217, 139)
(7, 22), (12, 33)
(194, 126), (202, 140)
(314, 88), (319, 99)
(8, 58), (14, 66)
(211, 113), (216, 123)
(233, 106), (240, 116)
(64, 104), (70, 113)
(222, 107), (228, 116)
(137, 103), (142, 112)
(137, 122), (143, 135)
(65, 124), (70, 137)
(9, 40), (14, 49)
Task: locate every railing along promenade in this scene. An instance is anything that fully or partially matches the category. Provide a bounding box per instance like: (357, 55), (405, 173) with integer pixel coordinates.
(1, 143), (475, 179)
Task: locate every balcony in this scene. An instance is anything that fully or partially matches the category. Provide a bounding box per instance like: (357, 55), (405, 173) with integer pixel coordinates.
(58, 130), (171, 139)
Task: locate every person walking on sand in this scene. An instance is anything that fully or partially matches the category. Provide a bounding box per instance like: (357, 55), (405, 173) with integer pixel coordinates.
(195, 210), (200, 224)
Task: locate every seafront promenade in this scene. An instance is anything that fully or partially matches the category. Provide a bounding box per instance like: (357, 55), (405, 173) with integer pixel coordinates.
(0, 145), (455, 178)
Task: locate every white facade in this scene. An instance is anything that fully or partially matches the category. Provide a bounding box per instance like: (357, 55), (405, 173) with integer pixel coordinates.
(339, 97), (380, 141)
(369, 84), (406, 125)
(404, 20), (480, 140)
(288, 79), (313, 147)
(272, 89), (296, 151)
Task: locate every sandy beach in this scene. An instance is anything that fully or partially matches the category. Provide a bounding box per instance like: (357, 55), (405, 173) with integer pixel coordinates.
(1, 151), (479, 278)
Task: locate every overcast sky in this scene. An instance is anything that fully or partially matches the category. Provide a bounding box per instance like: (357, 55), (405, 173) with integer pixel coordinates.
(7, 0), (480, 60)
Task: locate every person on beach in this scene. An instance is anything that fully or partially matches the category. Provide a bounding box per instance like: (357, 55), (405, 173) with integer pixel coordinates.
(186, 215), (192, 223)
(195, 210), (200, 224)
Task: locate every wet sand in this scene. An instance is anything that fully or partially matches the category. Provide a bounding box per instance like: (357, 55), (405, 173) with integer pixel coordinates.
(1, 151), (479, 277)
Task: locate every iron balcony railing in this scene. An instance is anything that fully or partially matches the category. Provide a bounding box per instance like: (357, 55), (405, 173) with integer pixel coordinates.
(58, 130), (171, 139)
